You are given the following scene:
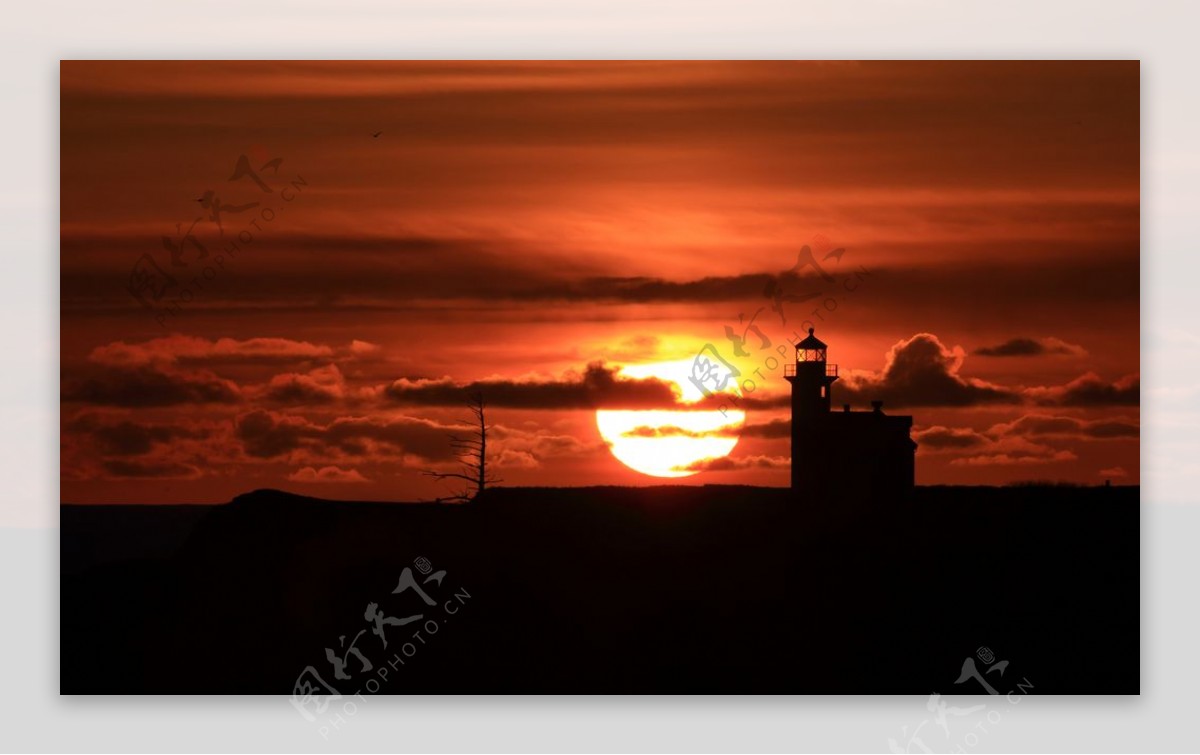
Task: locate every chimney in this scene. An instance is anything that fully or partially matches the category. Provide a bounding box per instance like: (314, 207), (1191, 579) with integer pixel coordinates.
(843, 404), (851, 413)
(871, 400), (883, 414)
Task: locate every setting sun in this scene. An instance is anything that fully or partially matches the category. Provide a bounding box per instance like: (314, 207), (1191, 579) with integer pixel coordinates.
(596, 359), (745, 477)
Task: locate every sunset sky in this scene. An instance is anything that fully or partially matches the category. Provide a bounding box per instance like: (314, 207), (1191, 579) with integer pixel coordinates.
(60, 60), (1140, 503)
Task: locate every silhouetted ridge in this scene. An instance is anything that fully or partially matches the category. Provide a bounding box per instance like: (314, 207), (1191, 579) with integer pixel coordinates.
(230, 488), (360, 507)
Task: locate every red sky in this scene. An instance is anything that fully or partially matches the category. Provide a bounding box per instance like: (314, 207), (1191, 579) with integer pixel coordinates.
(60, 61), (1139, 503)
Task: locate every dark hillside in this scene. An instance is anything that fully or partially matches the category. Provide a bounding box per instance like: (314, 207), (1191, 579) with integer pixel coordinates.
(61, 485), (1138, 694)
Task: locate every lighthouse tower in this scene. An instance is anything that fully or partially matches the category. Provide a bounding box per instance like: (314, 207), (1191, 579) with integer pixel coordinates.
(786, 328), (838, 418)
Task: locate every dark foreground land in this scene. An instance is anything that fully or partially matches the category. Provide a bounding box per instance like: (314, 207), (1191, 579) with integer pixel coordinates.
(61, 485), (1138, 694)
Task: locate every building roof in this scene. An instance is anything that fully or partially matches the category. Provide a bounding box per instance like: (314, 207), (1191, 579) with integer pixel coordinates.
(796, 327), (826, 350)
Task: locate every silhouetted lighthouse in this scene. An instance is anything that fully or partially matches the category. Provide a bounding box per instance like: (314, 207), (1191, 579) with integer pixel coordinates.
(784, 328), (916, 501)
(788, 328), (839, 420)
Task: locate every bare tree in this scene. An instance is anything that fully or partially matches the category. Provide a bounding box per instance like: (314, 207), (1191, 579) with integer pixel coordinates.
(423, 392), (501, 502)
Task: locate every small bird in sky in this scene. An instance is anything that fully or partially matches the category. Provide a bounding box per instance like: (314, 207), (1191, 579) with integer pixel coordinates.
(371, 131), (383, 138)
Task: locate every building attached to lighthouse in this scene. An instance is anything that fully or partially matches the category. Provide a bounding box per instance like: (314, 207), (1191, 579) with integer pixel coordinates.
(784, 329), (916, 501)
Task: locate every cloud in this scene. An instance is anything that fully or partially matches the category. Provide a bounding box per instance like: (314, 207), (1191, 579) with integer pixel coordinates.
(536, 271), (821, 304)
(61, 412), (229, 481)
(88, 335), (336, 367)
(975, 336), (1087, 357)
(64, 242), (1139, 323)
(832, 333), (1136, 410)
(100, 459), (202, 479)
(1099, 466), (1129, 478)
(916, 413), (1137, 463)
(620, 424), (740, 439)
(62, 365), (242, 407)
(1025, 372), (1139, 407)
(931, 420), (1088, 466)
(384, 361), (680, 409)
(235, 410), (462, 462)
(675, 454), (789, 472)
(234, 411), (314, 459)
(347, 340), (384, 360)
(257, 364), (347, 405)
(489, 424), (599, 461)
(601, 335), (664, 362)
(949, 442), (1078, 466)
(65, 336), (390, 409)
(986, 414), (1139, 440)
(913, 425), (992, 451)
(903, 413), (1140, 475)
(836, 333), (1020, 408)
(493, 449), (540, 469)
(287, 466), (371, 483)
(740, 418), (791, 438)
(67, 415), (210, 456)
(821, 333), (1138, 412)
(233, 414), (597, 478)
